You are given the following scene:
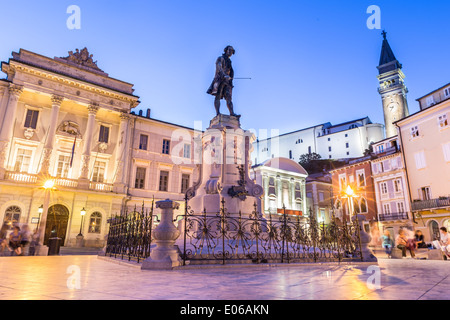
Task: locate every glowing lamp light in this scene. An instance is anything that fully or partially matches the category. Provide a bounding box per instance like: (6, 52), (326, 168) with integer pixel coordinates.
(80, 207), (86, 216)
(38, 205), (44, 214)
(345, 185), (355, 197)
(43, 180), (55, 189)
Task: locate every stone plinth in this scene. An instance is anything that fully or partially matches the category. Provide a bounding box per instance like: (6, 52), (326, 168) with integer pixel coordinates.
(187, 114), (263, 216)
(141, 199), (182, 270)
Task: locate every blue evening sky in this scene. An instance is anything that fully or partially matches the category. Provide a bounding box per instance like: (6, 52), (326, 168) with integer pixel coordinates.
(0, 1), (449, 134)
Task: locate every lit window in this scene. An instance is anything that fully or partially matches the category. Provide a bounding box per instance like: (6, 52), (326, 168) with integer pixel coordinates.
(438, 114), (448, 129)
(14, 148), (32, 173)
(181, 174), (190, 194)
(159, 171), (169, 191)
(135, 167), (146, 189)
(3, 206), (21, 229)
(411, 126), (420, 139)
(88, 212), (102, 233)
(56, 155), (71, 178)
(92, 161), (106, 182)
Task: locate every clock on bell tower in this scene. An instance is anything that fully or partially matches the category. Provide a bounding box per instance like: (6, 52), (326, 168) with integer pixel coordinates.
(377, 31), (409, 138)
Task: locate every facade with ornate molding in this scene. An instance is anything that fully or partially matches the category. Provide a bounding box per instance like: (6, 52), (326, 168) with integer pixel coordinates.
(0, 48), (198, 248)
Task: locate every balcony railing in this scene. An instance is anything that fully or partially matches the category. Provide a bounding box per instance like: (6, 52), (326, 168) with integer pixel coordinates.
(378, 212), (409, 222)
(412, 198), (450, 211)
(3, 171), (114, 193)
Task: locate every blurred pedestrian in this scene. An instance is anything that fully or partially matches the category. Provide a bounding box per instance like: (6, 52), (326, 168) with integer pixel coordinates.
(439, 227), (450, 258)
(20, 224), (31, 256)
(28, 228), (40, 256)
(382, 229), (393, 258)
(0, 223), (10, 255)
(9, 226), (22, 256)
(406, 230), (417, 259)
(396, 229), (415, 258)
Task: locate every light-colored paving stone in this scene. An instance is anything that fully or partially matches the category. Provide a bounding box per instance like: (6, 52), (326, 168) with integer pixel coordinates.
(1, 256), (450, 300)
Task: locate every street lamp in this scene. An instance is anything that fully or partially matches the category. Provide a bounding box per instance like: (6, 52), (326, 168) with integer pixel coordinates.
(78, 207), (86, 236)
(36, 179), (55, 255)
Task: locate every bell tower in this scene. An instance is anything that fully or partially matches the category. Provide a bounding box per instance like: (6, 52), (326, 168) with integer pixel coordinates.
(377, 31), (409, 138)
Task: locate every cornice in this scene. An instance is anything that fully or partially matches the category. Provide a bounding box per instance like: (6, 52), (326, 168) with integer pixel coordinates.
(7, 60), (139, 105)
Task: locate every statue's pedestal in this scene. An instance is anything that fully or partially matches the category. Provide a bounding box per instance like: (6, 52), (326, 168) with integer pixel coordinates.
(187, 114), (263, 216)
(141, 199), (182, 270)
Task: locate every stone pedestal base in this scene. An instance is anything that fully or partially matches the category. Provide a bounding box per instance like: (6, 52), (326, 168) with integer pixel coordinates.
(75, 235), (84, 248)
(141, 243), (182, 270)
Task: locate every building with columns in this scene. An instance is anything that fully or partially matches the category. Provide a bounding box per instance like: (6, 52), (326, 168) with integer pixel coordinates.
(251, 157), (308, 219)
(0, 48), (198, 248)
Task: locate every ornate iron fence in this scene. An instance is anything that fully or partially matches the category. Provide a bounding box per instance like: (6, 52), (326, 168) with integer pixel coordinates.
(105, 201), (154, 263)
(104, 197), (363, 265)
(180, 198), (363, 265)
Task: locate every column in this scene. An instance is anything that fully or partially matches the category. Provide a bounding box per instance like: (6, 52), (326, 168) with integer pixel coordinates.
(39, 95), (64, 175)
(263, 173), (269, 214)
(0, 84), (23, 178)
(113, 112), (130, 191)
(79, 103), (99, 180)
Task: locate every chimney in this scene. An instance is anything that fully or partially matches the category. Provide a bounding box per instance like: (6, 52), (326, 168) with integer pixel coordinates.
(146, 108), (151, 118)
(138, 110), (143, 116)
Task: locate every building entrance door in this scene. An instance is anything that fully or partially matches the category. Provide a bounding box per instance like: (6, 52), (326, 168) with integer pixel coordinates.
(44, 204), (69, 246)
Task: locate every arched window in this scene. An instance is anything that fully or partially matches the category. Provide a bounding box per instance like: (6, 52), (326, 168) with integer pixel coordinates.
(88, 212), (102, 233)
(3, 206), (21, 229)
(360, 198), (368, 213)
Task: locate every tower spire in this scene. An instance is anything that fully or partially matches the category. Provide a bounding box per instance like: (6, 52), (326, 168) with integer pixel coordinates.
(378, 30), (402, 73)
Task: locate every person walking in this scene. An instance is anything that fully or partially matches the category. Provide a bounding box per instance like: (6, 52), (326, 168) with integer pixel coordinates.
(19, 224), (31, 256)
(382, 229), (393, 258)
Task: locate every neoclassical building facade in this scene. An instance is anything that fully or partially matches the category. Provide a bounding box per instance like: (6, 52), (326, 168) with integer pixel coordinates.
(0, 48), (198, 247)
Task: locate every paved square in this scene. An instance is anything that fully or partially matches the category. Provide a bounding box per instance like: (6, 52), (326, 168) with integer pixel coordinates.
(0, 255), (449, 300)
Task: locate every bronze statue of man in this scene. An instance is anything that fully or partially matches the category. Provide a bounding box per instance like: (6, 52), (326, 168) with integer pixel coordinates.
(207, 46), (239, 117)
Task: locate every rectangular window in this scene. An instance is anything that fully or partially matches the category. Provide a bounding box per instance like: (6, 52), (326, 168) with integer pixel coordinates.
(380, 182), (388, 195)
(328, 146), (332, 152)
(159, 171), (169, 191)
(394, 179), (402, 193)
(92, 161), (106, 183)
(339, 174), (346, 190)
(346, 142), (349, 148)
(383, 204), (391, 215)
(318, 192), (324, 202)
(397, 202), (405, 213)
(99, 125), (110, 143)
(444, 88), (450, 98)
(289, 150), (292, 159)
(56, 155), (71, 178)
(139, 134), (148, 150)
(24, 109), (39, 129)
(162, 139), (170, 155)
(438, 114), (448, 129)
(420, 187), (432, 201)
(181, 173), (190, 194)
(411, 126), (420, 139)
(14, 148), (32, 173)
(426, 96), (435, 107)
(183, 144), (191, 158)
(356, 170), (365, 187)
(414, 151), (426, 169)
(135, 167), (146, 189)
